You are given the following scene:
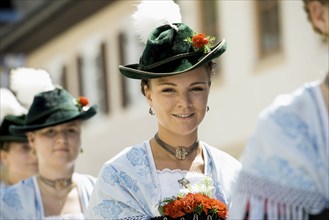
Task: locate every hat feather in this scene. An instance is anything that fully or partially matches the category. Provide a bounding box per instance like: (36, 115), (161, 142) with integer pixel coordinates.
(0, 88), (27, 124)
(132, 0), (182, 44)
(10, 68), (55, 108)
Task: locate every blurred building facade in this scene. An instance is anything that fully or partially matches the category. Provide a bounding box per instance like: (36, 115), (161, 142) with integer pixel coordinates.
(1, 0), (328, 176)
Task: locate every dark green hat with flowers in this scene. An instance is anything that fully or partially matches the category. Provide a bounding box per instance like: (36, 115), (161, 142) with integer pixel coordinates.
(0, 115), (28, 146)
(119, 23), (227, 79)
(10, 87), (97, 135)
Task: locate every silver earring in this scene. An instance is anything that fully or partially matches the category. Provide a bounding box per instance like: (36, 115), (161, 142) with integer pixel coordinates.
(80, 148), (84, 153)
(149, 107), (155, 115)
(206, 106), (210, 112)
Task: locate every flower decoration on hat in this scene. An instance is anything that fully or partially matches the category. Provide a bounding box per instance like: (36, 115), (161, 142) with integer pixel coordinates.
(76, 96), (89, 111)
(186, 32), (216, 54)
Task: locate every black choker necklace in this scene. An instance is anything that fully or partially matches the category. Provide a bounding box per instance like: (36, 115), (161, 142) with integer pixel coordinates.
(39, 175), (73, 190)
(154, 133), (199, 160)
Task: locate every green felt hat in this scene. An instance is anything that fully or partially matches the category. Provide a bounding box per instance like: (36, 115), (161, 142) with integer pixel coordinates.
(0, 115), (27, 146)
(119, 23), (227, 79)
(10, 88), (97, 135)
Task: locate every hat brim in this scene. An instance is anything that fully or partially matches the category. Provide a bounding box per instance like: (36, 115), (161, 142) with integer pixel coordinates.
(9, 105), (97, 135)
(0, 136), (27, 143)
(119, 39), (227, 79)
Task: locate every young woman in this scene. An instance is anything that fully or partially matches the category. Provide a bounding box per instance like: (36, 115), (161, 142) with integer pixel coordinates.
(0, 87), (97, 219)
(87, 1), (241, 219)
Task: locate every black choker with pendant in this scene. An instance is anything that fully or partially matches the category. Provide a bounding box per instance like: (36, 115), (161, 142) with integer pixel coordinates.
(39, 175), (73, 190)
(154, 133), (199, 160)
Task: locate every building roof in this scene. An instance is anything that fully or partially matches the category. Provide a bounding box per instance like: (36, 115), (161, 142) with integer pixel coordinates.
(0, 0), (114, 54)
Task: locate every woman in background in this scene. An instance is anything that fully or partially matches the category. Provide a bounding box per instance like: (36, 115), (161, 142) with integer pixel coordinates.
(229, 1), (329, 219)
(0, 88), (37, 186)
(0, 71), (98, 219)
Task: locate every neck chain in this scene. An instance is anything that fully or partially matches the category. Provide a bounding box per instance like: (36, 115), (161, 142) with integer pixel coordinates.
(38, 175), (73, 190)
(154, 133), (199, 160)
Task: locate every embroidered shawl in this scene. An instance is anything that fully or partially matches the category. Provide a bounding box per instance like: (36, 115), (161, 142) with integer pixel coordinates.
(86, 141), (241, 219)
(0, 173), (96, 219)
(229, 82), (329, 220)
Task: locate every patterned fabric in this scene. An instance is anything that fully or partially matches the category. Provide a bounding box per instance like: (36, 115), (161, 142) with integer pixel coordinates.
(0, 173), (96, 219)
(229, 81), (329, 220)
(86, 141), (241, 219)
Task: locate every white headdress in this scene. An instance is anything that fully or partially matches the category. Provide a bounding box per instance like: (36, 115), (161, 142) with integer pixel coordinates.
(0, 88), (27, 124)
(10, 68), (55, 109)
(131, 0), (182, 44)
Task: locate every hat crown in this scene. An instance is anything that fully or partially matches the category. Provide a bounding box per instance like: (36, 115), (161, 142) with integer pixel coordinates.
(139, 23), (194, 69)
(26, 88), (82, 126)
(0, 115), (27, 143)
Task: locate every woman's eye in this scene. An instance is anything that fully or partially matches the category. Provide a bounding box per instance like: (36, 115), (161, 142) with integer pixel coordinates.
(191, 87), (204, 91)
(162, 88), (175, 93)
(67, 128), (78, 134)
(44, 130), (56, 136)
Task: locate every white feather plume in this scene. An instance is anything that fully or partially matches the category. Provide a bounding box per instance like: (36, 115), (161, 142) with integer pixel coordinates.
(0, 88), (27, 124)
(132, 0), (182, 44)
(10, 68), (55, 108)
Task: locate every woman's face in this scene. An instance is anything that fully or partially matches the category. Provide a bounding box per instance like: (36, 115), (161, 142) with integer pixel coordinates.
(28, 120), (81, 168)
(144, 66), (211, 136)
(1, 142), (38, 184)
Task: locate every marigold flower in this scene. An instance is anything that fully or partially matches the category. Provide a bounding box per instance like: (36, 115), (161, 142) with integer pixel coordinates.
(192, 33), (209, 49)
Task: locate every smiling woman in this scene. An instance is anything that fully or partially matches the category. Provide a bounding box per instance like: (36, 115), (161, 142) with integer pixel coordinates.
(0, 70), (98, 220)
(86, 1), (241, 220)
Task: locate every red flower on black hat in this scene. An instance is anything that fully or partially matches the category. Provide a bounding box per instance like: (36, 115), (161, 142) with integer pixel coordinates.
(79, 96), (89, 106)
(76, 96), (89, 111)
(186, 32), (215, 54)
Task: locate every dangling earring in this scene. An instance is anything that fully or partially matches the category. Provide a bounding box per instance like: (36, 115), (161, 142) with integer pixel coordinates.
(206, 106), (210, 112)
(149, 107), (155, 115)
(80, 148), (84, 153)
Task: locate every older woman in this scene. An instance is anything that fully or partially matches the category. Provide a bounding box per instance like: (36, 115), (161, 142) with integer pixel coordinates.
(0, 87), (97, 219)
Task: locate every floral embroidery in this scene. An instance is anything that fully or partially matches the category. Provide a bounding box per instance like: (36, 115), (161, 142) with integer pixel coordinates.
(186, 33), (215, 54)
(3, 188), (23, 209)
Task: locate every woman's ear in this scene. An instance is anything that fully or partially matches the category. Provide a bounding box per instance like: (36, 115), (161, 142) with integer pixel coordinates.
(27, 132), (35, 148)
(0, 149), (9, 166)
(308, 1), (329, 35)
(144, 84), (153, 106)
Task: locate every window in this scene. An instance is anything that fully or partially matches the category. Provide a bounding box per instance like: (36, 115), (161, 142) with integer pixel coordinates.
(256, 0), (282, 58)
(60, 65), (68, 90)
(95, 42), (110, 114)
(118, 32), (129, 108)
(199, 0), (222, 78)
(76, 55), (85, 96)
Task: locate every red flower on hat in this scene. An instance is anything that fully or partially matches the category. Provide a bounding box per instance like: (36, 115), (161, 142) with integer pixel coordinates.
(76, 96), (89, 111)
(192, 33), (209, 49)
(79, 96), (89, 106)
(186, 32), (215, 54)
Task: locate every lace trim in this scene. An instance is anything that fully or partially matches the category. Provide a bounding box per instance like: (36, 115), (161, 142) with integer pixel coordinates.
(157, 168), (202, 174)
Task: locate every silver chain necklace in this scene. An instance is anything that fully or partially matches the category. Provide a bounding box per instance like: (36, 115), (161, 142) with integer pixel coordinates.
(154, 132), (199, 160)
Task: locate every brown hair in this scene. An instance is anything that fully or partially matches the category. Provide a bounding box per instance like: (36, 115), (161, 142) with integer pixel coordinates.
(303, 0), (329, 35)
(140, 61), (216, 96)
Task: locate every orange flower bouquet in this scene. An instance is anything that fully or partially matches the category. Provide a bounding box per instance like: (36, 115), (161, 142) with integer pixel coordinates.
(152, 192), (228, 220)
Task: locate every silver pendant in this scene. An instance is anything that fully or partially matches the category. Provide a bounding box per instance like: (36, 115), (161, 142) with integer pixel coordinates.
(178, 177), (190, 188)
(175, 147), (187, 160)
